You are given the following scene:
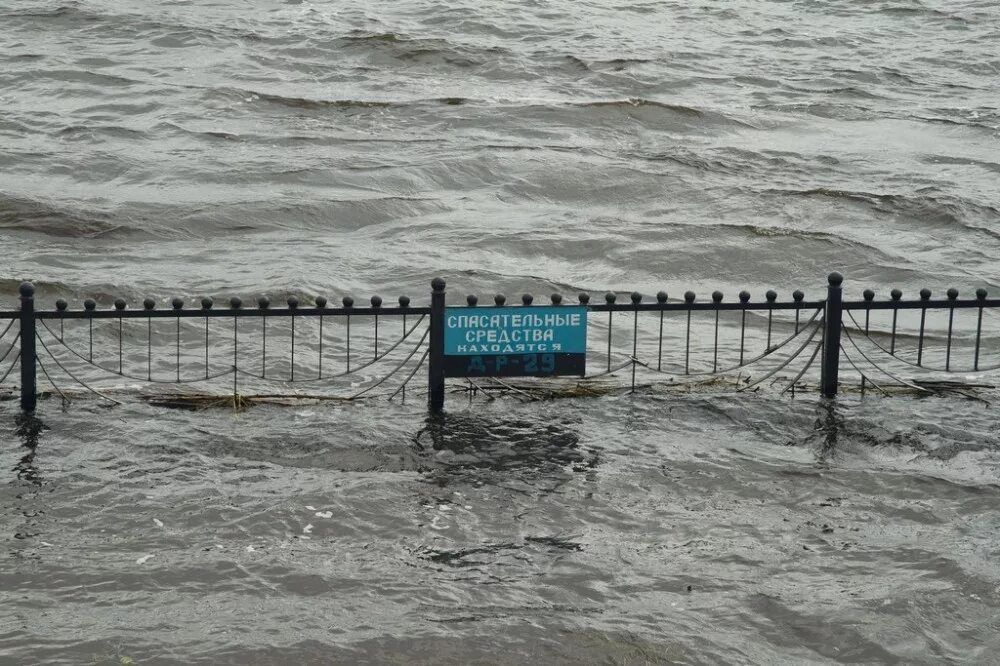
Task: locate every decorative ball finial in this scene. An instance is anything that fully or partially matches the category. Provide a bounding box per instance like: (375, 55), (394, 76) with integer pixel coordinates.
(315, 296), (328, 309)
(171, 297), (184, 310)
(976, 288), (988, 300)
(605, 292), (617, 304)
(890, 289), (902, 301)
(551, 293), (562, 305)
(56, 299), (68, 311)
(920, 288), (932, 300)
(287, 296), (299, 309)
(371, 295), (382, 308)
(342, 296), (354, 308)
(631, 292), (642, 305)
(792, 290), (804, 302)
(143, 298), (156, 310)
(521, 293), (533, 306)
(84, 299), (96, 311)
(230, 296), (242, 309)
(431, 277), (446, 292)
(399, 295), (411, 308)
(828, 272), (844, 287)
(201, 297), (213, 310)
(766, 290), (777, 303)
(739, 290), (750, 304)
(466, 294), (478, 306)
(114, 298), (127, 311)
(947, 288), (958, 300)
(712, 291), (723, 303)
(863, 289), (875, 302)
(19, 282), (34, 298)
(656, 291), (668, 304)
(494, 294), (506, 306)
(578, 292), (590, 305)
(684, 291), (696, 304)
(257, 296), (269, 309)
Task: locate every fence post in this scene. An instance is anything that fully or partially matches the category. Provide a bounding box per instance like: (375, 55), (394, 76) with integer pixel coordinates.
(19, 281), (37, 412)
(428, 277), (446, 413)
(821, 272), (843, 399)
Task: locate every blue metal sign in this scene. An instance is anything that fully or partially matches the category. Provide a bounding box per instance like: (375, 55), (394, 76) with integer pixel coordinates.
(443, 306), (587, 377)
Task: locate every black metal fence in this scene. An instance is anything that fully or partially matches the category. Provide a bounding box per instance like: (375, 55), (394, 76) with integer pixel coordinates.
(0, 273), (997, 413)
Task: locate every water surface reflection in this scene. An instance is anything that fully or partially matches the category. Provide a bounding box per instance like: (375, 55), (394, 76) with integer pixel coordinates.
(415, 412), (598, 493)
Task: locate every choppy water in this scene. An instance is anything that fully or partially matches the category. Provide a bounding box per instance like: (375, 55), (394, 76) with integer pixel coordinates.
(2, 0), (1000, 663)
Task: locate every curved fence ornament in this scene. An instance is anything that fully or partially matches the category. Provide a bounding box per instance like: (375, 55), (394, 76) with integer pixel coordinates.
(0, 273), (996, 414)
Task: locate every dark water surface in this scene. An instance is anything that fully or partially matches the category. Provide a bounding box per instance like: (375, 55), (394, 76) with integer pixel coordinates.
(4, 396), (1000, 665)
(2, 0), (1000, 663)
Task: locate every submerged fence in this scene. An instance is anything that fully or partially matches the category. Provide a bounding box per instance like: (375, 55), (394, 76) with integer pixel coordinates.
(0, 273), (997, 414)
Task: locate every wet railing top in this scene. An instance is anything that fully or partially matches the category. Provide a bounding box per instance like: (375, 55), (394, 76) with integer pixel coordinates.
(3, 280), (996, 320)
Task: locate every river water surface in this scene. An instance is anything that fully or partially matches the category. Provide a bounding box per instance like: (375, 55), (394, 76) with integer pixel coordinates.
(2, 0), (999, 663)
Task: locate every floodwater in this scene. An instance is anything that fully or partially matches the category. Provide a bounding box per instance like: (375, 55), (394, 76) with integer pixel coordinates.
(2, 0), (999, 663)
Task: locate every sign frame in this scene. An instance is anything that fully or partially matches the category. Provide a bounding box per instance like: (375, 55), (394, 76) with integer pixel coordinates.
(442, 305), (588, 378)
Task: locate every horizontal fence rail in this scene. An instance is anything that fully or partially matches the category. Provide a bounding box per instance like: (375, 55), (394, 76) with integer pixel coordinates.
(0, 273), (996, 414)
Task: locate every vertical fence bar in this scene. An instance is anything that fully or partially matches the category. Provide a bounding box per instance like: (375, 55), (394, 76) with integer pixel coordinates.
(630, 292), (641, 391)
(889, 289), (901, 354)
(317, 296), (327, 378)
(821, 272), (843, 399)
(739, 291), (750, 365)
(793, 290), (803, 334)
(945, 288), (958, 371)
(19, 282), (36, 412)
(712, 291), (723, 372)
(862, 289), (873, 393)
(400, 295), (410, 399)
(372, 296), (382, 359)
(656, 291), (667, 371)
(344, 296), (354, 373)
(400, 295), (411, 329)
(863, 291), (873, 337)
(115, 298), (125, 374)
(917, 288), (930, 367)
(202, 297), (212, 379)
(684, 291), (695, 374)
(230, 297), (241, 396)
(428, 278), (446, 413)
(817, 313), (826, 399)
(765, 290), (776, 351)
(974, 288), (986, 371)
(258, 297), (269, 378)
(144, 298), (154, 380)
(288, 296), (298, 381)
(56, 300), (66, 340)
(172, 297), (183, 381)
(468, 299), (483, 403)
(85, 299), (95, 361)
(605, 292), (616, 372)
